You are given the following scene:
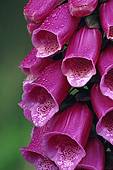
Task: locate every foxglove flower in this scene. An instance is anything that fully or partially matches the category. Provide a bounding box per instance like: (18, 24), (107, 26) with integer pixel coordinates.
(62, 26), (102, 87)
(43, 103), (93, 169)
(27, 22), (41, 34)
(19, 60), (70, 127)
(24, 0), (63, 23)
(19, 48), (37, 74)
(21, 126), (59, 170)
(76, 138), (105, 170)
(98, 45), (113, 100)
(19, 48), (53, 75)
(32, 3), (80, 58)
(91, 84), (113, 145)
(100, 0), (113, 40)
(69, 0), (98, 17)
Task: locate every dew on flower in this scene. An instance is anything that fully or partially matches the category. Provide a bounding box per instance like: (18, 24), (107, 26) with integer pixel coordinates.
(22, 150), (58, 170)
(24, 86), (57, 126)
(35, 155), (58, 170)
(34, 30), (59, 57)
(63, 58), (94, 87)
(104, 68), (113, 91)
(47, 134), (84, 169)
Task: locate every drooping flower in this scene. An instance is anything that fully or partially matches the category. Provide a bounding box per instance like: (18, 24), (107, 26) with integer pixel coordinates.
(42, 103), (93, 169)
(62, 26), (102, 87)
(21, 126), (59, 170)
(19, 60), (70, 127)
(69, 0), (98, 17)
(32, 3), (80, 58)
(76, 138), (105, 170)
(100, 0), (113, 40)
(97, 45), (113, 100)
(91, 84), (113, 145)
(24, 0), (63, 23)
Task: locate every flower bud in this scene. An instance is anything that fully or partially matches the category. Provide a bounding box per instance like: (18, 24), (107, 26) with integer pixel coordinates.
(91, 84), (113, 145)
(98, 45), (113, 100)
(77, 138), (105, 170)
(32, 4), (80, 58)
(43, 103), (93, 169)
(62, 26), (102, 87)
(19, 60), (70, 127)
(69, 0), (98, 17)
(24, 0), (63, 23)
(100, 0), (113, 40)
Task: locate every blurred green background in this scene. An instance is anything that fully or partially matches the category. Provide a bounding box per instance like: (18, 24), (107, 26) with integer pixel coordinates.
(0, 1), (34, 170)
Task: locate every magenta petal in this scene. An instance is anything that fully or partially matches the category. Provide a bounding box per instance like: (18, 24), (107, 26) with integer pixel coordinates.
(77, 138), (105, 170)
(100, 0), (113, 40)
(43, 103), (93, 169)
(32, 3), (80, 58)
(91, 84), (113, 145)
(62, 26), (102, 87)
(27, 22), (41, 34)
(69, 0), (98, 17)
(24, 0), (63, 23)
(21, 127), (59, 170)
(97, 45), (113, 100)
(19, 48), (37, 74)
(19, 48), (55, 75)
(20, 60), (70, 127)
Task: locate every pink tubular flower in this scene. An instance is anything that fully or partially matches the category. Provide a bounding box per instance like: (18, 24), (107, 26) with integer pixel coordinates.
(19, 48), (37, 74)
(19, 60), (70, 127)
(42, 103), (93, 169)
(91, 84), (113, 145)
(32, 3), (80, 58)
(19, 48), (54, 75)
(69, 0), (98, 17)
(76, 138), (105, 170)
(23, 0), (63, 23)
(27, 22), (41, 34)
(62, 26), (102, 87)
(21, 127), (59, 170)
(98, 45), (113, 100)
(100, 0), (113, 40)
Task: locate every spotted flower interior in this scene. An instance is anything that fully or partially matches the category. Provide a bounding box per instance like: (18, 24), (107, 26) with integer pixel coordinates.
(23, 85), (58, 127)
(45, 134), (85, 169)
(97, 111), (113, 145)
(63, 58), (95, 87)
(21, 149), (59, 170)
(104, 69), (113, 91)
(34, 30), (59, 58)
